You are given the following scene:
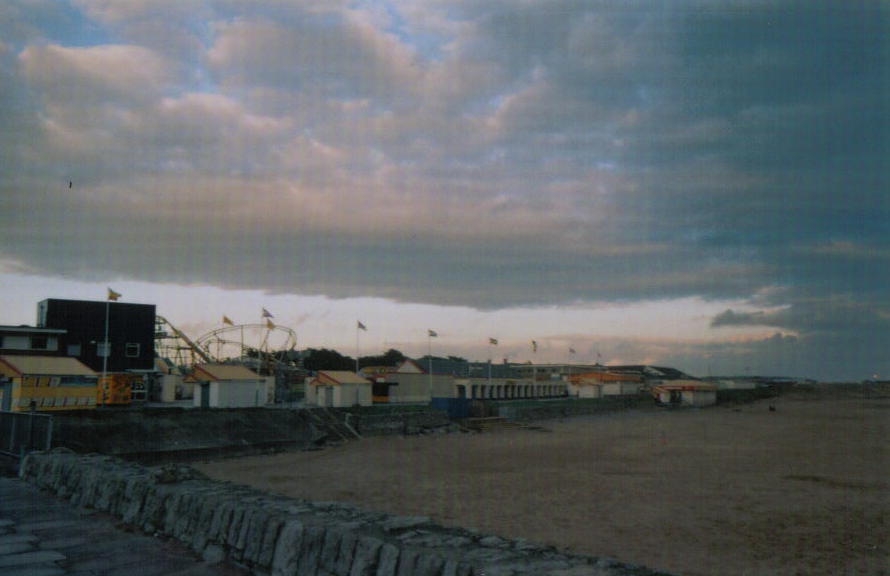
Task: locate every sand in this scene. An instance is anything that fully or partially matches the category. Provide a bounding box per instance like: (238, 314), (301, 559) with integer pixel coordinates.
(194, 393), (890, 575)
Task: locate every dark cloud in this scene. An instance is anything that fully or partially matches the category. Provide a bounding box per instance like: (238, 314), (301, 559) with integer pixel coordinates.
(0, 0), (887, 379)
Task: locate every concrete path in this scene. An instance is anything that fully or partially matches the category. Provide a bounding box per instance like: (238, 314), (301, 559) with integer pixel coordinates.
(0, 476), (250, 576)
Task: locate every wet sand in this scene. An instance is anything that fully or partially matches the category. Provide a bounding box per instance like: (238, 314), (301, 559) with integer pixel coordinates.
(195, 394), (890, 575)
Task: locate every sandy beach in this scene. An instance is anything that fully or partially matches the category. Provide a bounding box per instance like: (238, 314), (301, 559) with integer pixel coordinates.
(195, 392), (889, 575)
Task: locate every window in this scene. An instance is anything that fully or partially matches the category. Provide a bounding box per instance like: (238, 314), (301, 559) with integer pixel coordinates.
(30, 335), (48, 350)
(97, 342), (111, 358)
(67, 343), (82, 356)
(125, 343), (140, 358)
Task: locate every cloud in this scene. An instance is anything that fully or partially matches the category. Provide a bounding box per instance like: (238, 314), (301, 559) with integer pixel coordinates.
(0, 1), (887, 379)
(206, 12), (422, 104)
(711, 309), (769, 328)
(20, 44), (171, 104)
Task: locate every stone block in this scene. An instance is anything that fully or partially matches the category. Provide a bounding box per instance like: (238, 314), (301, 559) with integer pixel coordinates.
(225, 506), (246, 549)
(375, 542), (400, 576)
(318, 527), (344, 572)
(270, 519), (305, 576)
(440, 559), (474, 576)
(349, 535), (383, 576)
(121, 476), (149, 525)
(205, 496), (229, 544)
(242, 507), (271, 564)
(258, 515), (285, 568)
(295, 524), (327, 574)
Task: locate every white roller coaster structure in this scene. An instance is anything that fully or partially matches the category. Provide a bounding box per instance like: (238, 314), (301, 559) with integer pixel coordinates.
(155, 316), (298, 374)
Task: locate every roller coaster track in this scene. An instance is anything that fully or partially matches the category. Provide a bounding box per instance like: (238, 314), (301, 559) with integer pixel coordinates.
(155, 315), (216, 367)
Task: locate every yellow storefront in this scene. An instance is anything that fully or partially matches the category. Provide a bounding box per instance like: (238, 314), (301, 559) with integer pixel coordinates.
(0, 355), (98, 411)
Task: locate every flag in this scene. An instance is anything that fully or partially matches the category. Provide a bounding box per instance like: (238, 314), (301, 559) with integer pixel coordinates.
(428, 329), (438, 338)
(489, 338), (498, 346)
(107, 288), (121, 301)
(266, 318), (276, 330)
(532, 340), (538, 353)
(357, 321), (367, 331)
(223, 315), (234, 326)
(262, 308), (274, 318)
(569, 348), (577, 355)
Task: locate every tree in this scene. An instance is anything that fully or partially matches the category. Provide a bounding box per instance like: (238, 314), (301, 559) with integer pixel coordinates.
(302, 348), (355, 372)
(358, 348), (407, 369)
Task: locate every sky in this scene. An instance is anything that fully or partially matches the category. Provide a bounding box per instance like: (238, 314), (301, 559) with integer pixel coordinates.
(0, 0), (886, 381)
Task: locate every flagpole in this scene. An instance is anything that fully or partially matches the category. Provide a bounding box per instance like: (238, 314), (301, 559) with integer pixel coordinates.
(428, 332), (432, 402)
(568, 347), (576, 381)
(356, 323), (360, 373)
(101, 298), (109, 408)
(488, 341), (492, 389)
(427, 330), (437, 403)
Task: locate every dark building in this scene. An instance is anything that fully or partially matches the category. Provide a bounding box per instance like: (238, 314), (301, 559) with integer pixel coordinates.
(37, 299), (156, 373)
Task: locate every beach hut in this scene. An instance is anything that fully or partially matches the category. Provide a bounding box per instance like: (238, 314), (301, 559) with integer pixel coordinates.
(189, 363), (267, 408)
(306, 371), (372, 407)
(652, 381), (718, 407)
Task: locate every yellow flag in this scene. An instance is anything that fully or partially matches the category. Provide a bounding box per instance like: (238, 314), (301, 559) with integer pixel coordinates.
(223, 315), (234, 326)
(107, 288), (121, 301)
(266, 318), (275, 329)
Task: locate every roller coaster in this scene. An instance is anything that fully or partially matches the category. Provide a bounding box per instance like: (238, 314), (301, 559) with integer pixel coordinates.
(155, 316), (299, 375)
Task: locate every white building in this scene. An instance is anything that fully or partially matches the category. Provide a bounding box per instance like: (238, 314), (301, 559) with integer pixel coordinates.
(305, 371), (372, 407)
(652, 381), (717, 407)
(190, 363), (268, 408)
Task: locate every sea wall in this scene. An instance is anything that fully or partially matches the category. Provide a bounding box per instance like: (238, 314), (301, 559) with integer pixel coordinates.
(349, 409), (454, 436)
(52, 408), (320, 456)
(50, 407), (455, 458)
(495, 397), (649, 421)
(20, 451), (672, 576)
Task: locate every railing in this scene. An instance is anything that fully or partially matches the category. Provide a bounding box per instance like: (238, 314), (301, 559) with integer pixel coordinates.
(0, 410), (53, 458)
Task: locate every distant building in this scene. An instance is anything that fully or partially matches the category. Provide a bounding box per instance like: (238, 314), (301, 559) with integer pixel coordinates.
(512, 363), (602, 381)
(607, 365), (697, 385)
(567, 370), (644, 398)
(37, 299), (155, 373)
(652, 382), (717, 407)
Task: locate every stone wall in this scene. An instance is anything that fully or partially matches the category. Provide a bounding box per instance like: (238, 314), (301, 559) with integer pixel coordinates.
(349, 409), (454, 436)
(20, 451), (673, 576)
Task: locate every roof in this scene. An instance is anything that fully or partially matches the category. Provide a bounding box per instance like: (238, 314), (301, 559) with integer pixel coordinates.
(0, 355), (96, 377)
(191, 363), (261, 381)
(571, 371), (643, 384)
(653, 382), (718, 392)
(407, 357), (471, 377)
(313, 371), (371, 386)
(0, 325), (66, 335)
(607, 365), (698, 380)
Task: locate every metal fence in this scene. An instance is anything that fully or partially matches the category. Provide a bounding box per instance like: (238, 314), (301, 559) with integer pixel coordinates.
(0, 411), (53, 458)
